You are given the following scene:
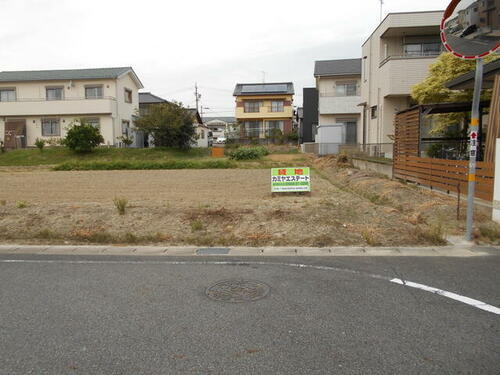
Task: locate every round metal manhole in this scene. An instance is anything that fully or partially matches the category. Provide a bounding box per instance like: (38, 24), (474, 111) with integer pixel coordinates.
(206, 279), (271, 303)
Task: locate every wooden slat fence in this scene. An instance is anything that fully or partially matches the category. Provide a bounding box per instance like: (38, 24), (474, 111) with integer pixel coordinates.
(394, 155), (494, 201)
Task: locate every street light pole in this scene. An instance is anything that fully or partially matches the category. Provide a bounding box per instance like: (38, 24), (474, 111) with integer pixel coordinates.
(465, 58), (484, 241)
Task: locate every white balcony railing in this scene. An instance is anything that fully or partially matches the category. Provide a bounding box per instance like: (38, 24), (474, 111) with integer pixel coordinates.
(379, 52), (441, 67)
(0, 97), (117, 116)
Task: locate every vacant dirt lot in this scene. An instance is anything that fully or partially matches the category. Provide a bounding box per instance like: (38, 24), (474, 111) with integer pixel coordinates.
(0, 163), (497, 246)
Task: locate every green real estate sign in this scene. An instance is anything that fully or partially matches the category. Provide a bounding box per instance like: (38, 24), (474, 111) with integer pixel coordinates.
(271, 167), (311, 193)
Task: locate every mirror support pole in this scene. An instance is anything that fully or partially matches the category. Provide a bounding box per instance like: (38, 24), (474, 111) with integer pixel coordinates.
(465, 58), (484, 242)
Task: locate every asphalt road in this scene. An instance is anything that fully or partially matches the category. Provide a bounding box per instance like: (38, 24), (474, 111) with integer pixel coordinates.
(0, 253), (499, 374)
(445, 33), (497, 56)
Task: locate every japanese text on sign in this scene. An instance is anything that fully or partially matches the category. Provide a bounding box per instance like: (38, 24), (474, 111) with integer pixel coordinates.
(271, 167), (311, 192)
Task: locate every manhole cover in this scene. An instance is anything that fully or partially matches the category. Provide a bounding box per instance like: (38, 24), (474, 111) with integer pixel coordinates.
(206, 279), (270, 303)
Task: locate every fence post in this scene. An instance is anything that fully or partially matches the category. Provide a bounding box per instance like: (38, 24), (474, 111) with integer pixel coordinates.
(493, 138), (500, 223)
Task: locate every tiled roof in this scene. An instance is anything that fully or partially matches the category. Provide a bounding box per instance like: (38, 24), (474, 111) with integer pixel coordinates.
(314, 59), (362, 77)
(139, 92), (168, 104)
(0, 67), (141, 85)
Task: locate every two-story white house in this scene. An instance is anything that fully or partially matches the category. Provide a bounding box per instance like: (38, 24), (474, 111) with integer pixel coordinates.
(0, 67), (143, 149)
(361, 10), (444, 148)
(314, 59), (362, 144)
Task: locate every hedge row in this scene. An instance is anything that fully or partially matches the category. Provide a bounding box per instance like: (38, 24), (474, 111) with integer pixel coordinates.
(53, 160), (237, 171)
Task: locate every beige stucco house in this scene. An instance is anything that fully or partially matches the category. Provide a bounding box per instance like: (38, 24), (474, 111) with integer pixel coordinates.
(0, 67), (143, 148)
(361, 10), (444, 149)
(314, 59), (362, 144)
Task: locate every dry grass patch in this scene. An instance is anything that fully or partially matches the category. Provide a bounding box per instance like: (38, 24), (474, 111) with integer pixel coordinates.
(477, 222), (500, 243)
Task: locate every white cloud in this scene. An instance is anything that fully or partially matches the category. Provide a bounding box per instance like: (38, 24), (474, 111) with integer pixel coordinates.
(0, 0), (450, 114)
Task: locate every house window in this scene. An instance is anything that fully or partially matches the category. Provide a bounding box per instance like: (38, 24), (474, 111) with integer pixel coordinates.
(267, 120), (283, 136)
(404, 42), (441, 57)
(422, 43), (441, 56)
(121, 120), (130, 136)
(200, 130), (205, 139)
(85, 86), (103, 99)
(41, 118), (60, 136)
(46, 87), (64, 101)
(271, 101), (284, 112)
(243, 121), (261, 137)
(84, 117), (100, 129)
(335, 82), (357, 97)
(338, 119), (357, 144)
(371, 106), (378, 119)
(0, 88), (16, 102)
(244, 101), (261, 113)
(124, 89), (132, 103)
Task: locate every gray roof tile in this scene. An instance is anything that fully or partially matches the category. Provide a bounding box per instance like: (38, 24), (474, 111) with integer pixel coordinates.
(139, 92), (168, 104)
(0, 67), (134, 82)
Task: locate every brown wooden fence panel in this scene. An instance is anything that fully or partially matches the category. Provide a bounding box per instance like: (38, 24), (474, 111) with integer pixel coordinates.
(394, 155), (494, 201)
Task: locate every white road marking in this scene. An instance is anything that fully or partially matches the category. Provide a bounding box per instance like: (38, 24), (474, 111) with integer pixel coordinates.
(1, 259), (498, 315)
(391, 278), (500, 315)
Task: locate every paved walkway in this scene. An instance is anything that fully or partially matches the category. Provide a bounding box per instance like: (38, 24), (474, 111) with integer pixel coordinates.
(0, 244), (497, 257)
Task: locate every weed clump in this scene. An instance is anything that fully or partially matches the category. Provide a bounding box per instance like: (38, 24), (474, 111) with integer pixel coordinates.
(113, 197), (128, 215)
(227, 147), (269, 160)
(415, 222), (447, 245)
(16, 201), (28, 209)
(191, 219), (204, 232)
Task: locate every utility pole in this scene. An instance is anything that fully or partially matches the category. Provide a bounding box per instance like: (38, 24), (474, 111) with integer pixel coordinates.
(379, 0), (384, 22)
(465, 58), (484, 241)
(201, 106), (210, 118)
(194, 83), (201, 113)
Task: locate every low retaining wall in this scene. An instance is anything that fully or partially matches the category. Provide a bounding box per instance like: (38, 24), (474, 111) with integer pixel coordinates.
(352, 158), (393, 178)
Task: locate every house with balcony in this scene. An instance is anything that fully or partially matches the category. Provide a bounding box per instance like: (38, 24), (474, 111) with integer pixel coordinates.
(314, 59), (362, 145)
(0, 67), (143, 149)
(233, 82), (294, 139)
(361, 10), (444, 152)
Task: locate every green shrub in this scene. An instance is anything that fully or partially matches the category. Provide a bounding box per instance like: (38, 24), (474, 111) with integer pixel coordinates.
(0, 141), (5, 153)
(226, 146), (269, 160)
(53, 159), (236, 171)
(117, 135), (134, 147)
(61, 119), (104, 153)
(286, 130), (299, 142)
(34, 138), (46, 152)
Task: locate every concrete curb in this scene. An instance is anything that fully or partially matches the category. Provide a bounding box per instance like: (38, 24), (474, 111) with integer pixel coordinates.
(0, 245), (496, 257)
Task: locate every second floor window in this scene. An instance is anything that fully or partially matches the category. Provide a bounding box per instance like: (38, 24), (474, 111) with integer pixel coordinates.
(336, 82), (357, 97)
(124, 89), (132, 103)
(244, 101), (260, 113)
(41, 118), (60, 136)
(271, 101), (284, 112)
(404, 42), (441, 57)
(85, 86), (103, 99)
(0, 88), (16, 102)
(46, 87), (63, 101)
(371, 106), (378, 119)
